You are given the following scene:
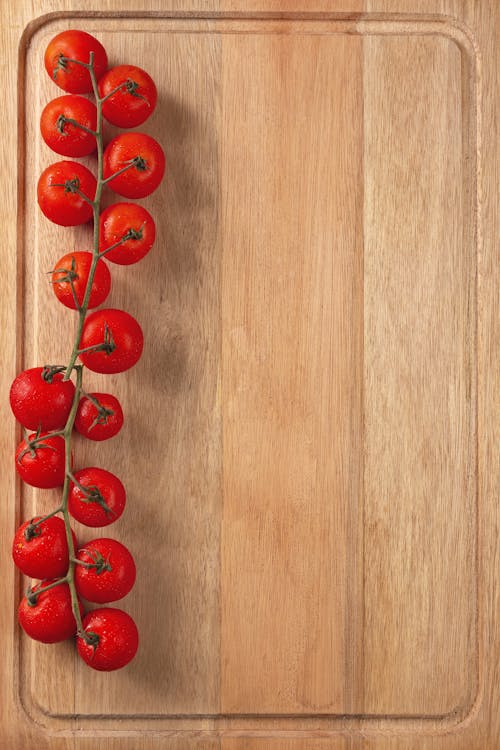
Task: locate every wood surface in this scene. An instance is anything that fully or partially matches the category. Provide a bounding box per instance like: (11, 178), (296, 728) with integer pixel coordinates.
(0, 1), (498, 749)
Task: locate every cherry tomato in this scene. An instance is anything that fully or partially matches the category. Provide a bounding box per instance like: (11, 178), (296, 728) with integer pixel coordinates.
(99, 203), (156, 265)
(15, 433), (66, 489)
(78, 308), (143, 374)
(9, 366), (75, 431)
(98, 65), (157, 128)
(74, 393), (124, 441)
(74, 538), (136, 603)
(103, 133), (165, 199)
(18, 580), (84, 643)
(12, 516), (77, 579)
(45, 30), (107, 94)
(38, 161), (96, 226)
(40, 94), (97, 157)
(69, 467), (126, 527)
(77, 607), (138, 671)
(51, 251), (111, 310)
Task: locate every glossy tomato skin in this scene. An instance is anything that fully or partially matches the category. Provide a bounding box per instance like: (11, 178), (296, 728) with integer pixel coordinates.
(74, 538), (136, 603)
(99, 203), (156, 265)
(69, 467), (126, 527)
(15, 433), (66, 489)
(9, 367), (75, 431)
(12, 516), (77, 579)
(78, 308), (144, 374)
(74, 393), (124, 441)
(18, 581), (84, 643)
(103, 133), (165, 199)
(45, 30), (107, 94)
(38, 161), (96, 226)
(77, 607), (138, 671)
(98, 65), (158, 128)
(40, 95), (97, 157)
(51, 251), (111, 310)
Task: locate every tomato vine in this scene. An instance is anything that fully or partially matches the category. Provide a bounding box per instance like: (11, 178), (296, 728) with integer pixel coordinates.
(11, 31), (164, 670)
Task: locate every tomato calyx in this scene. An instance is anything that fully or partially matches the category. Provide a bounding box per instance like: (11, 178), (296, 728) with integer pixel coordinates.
(48, 173), (95, 208)
(69, 473), (115, 516)
(17, 426), (64, 462)
(75, 548), (112, 575)
(25, 578), (66, 607)
(53, 55), (92, 81)
(23, 506), (66, 541)
(24, 518), (43, 541)
(122, 225), (144, 241)
(80, 629), (100, 648)
(50, 255), (79, 283)
(100, 224), (145, 259)
(49, 255), (80, 308)
(78, 392), (116, 433)
(55, 112), (97, 138)
(51, 175), (82, 195)
(56, 113), (69, 134)
(41, 364), (67, 383)
(123, 78), (149, 103)
(128, 156), (147, 172)
(52, 54), (70, 81)
(26, 590), (40, 607)
(83, 489), (115, 516)
(77, 323), (116, 358)
(101, 78), (149, 104)
(89, 405), (114, 432)
(103, 156), (148, 186)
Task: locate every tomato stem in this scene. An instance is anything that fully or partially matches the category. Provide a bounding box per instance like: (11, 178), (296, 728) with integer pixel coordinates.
(26, 577), (68, 606)
(41, 364), (67, 382)
(57, 51), (111, 643)
(58, 55), (91, 70)
(64, 52), (106, 380)
(59, 364), (84, 633)
(43, 51), (140, 647)
(17, 430), (65, 462)
(99, 226), (143, 258)
(67, 472), (114, 514)
(100, 81), (126, 103)
(49, 257), (82, 311)
(24, 507), (64, 538)
(102, 157), (147, 185)
(56, 114), (97, 138)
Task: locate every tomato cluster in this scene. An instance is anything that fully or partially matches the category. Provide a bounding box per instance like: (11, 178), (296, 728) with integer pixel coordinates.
(10, 30), (164, 671)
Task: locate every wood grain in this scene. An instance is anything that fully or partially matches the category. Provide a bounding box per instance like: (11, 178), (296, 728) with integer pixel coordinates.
(219, 29), (364, 715)
(362, 32), (476, 716)
(0, 1), (497, 749)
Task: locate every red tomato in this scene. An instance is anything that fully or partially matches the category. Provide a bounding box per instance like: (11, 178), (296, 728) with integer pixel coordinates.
(78, 308), (143, 374)
(9, 366), (75, 431)
(74, 393), (124, 441)
(12, 516), (77, 579)
(51, 251), (111, 310)
(40, 94), (97, 157)
(103, 133), (165, 198)
(77, 607), (138, 671)
(74, 538), (136, 603)
(99, 202), (156, 265)
(38, 161), (96, 226)
(44, 30), (107, 94)
(69, 467), (126, 527)
(15, 433), (66, 489)
(98, 65), (158, 128)
(18, 580), (84, 643)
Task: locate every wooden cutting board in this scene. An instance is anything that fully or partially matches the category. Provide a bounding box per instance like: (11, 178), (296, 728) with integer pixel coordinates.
(0, 1), (498, 748)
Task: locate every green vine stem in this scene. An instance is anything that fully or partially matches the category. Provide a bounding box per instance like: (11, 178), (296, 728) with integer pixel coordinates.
(38, 51), (140, 641)
(64, 53), (104, 379)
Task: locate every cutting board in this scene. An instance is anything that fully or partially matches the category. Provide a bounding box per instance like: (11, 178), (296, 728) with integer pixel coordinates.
(0, 1), (498, 749)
